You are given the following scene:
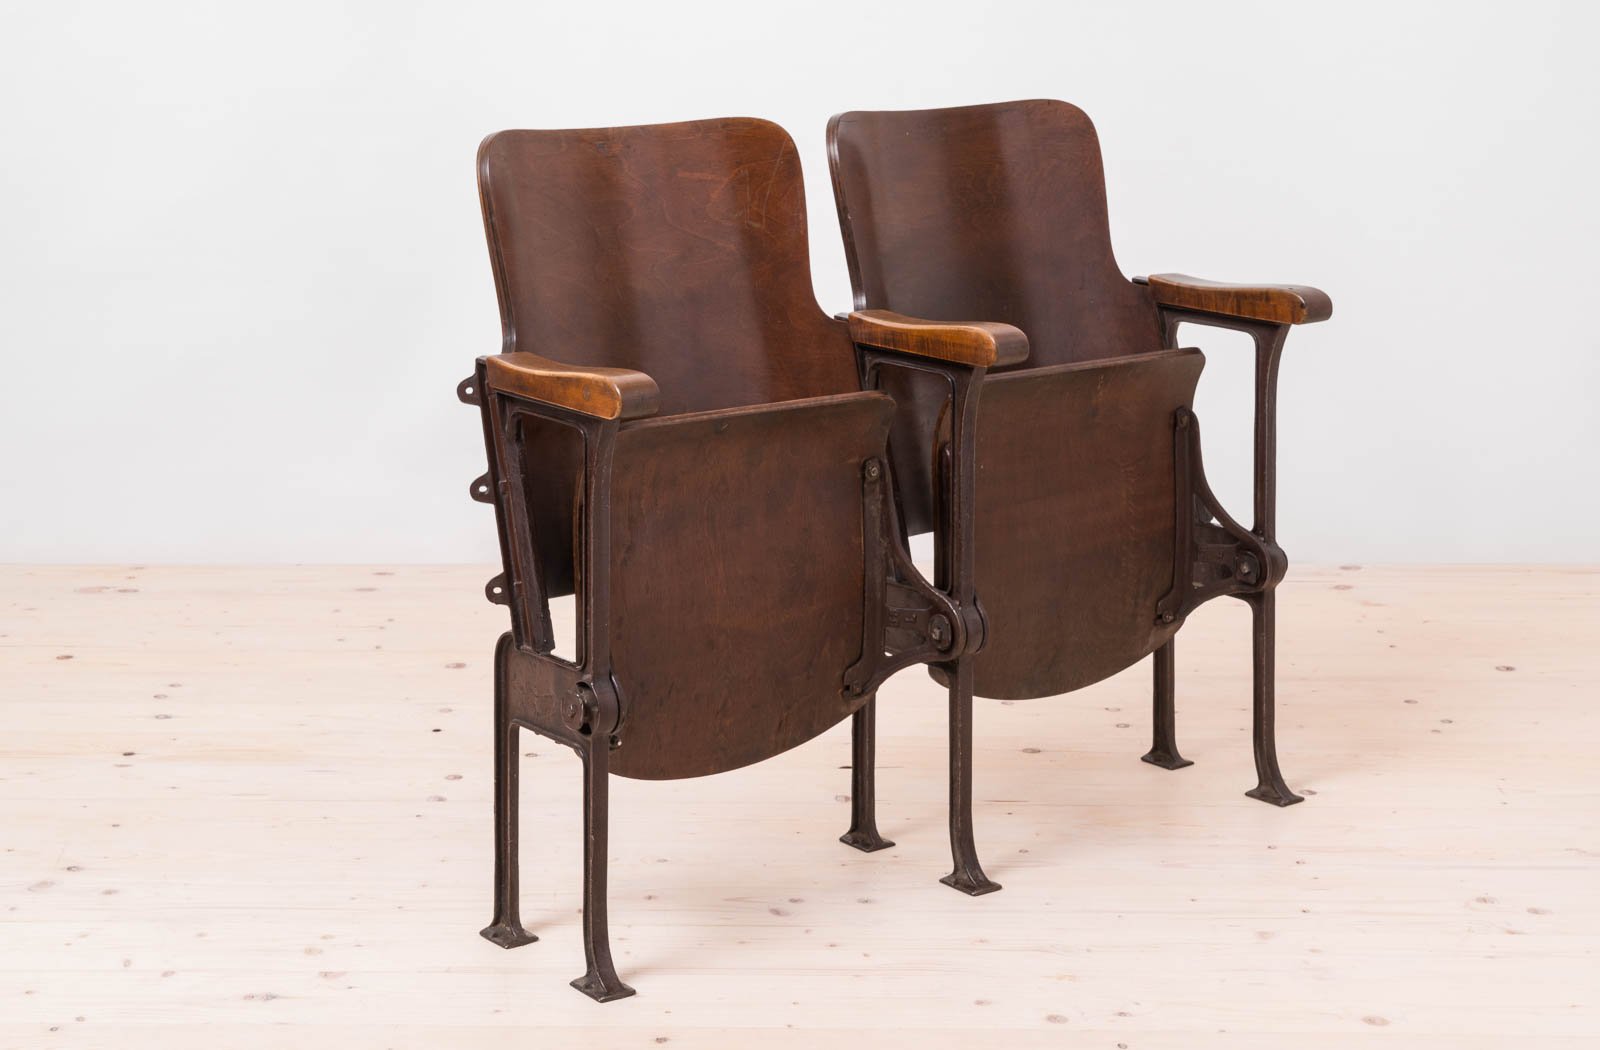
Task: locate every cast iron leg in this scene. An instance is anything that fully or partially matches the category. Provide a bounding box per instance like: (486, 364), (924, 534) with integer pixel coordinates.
(570, 739), (635, 1002)
(1141, 640), (1193, 770)
(840, 697), (895, 852)
(939, 657), (1000, 896)
(480, 640), (536, 949)
(1243, 593), (1303, 807)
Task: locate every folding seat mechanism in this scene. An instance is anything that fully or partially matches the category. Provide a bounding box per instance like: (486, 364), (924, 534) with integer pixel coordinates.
(843, 455), (982, 701)
(1155, 406), (1289, 627)
(561, 678), (623, 746)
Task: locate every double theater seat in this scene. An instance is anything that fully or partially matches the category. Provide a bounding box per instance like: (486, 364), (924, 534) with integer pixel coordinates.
(459, 100), (1331, 1000)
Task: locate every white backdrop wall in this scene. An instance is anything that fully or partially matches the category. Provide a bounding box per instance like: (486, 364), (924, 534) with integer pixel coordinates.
(2, 0), (1596, 563)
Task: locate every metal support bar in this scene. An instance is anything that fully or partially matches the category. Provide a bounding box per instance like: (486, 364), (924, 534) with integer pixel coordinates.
(470, 380), (636, 1000)
(851, 346), (998, 895)
(1155, 307), (1301, 805)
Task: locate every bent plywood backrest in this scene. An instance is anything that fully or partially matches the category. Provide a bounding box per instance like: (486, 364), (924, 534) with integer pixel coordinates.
(829, 100), (1167, 534)
(828, 99), (1162, 367)
(830, 100), (1206, 698)
(479, 118), (858, 416)
(478, 118), (861, 596)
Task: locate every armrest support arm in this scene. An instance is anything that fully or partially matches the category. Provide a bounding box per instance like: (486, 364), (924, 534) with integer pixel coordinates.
(1144, 273), (1332, 325)
(847, 309), (1029, 368)
(485, 351), (661, 421)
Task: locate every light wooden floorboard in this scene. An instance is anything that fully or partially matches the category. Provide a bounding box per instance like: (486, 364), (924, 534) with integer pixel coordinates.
(2, 565), (1596, 1047)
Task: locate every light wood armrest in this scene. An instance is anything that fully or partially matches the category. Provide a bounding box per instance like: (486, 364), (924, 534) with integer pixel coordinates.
(1145, 273), (1332, 325)
(847, 309), (1029, 368)
(485, 352), (660, 421)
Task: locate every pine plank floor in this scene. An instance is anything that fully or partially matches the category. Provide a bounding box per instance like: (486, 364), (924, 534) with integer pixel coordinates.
(2, 565), (1596, 1047)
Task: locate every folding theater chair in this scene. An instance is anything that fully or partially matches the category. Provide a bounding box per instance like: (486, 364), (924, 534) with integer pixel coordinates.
(458, 117), (1015, 999)
(828, 99), (1332, 890)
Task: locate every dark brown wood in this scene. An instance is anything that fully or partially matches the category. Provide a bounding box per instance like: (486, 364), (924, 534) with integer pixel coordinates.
(829, 100), (1164, 369)
(829, 99), (1331, 866)
(605, 393), (893, 780)
(962, 350), (1201, 697)
(1145, 273), (1332, 325)
(485, 352), (660, 421)
(828, 99), (1166, 535)
(477, 118), (869, 605)
(465, 116), (980, 999)
(479, 120), (859, 417)
(847, 309), (1029, 368)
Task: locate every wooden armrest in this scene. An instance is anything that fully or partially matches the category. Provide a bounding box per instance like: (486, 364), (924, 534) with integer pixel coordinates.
(485, 352), (660, 421)
(847, 309), (1029, 368)
(1145, 273), (1332, 325)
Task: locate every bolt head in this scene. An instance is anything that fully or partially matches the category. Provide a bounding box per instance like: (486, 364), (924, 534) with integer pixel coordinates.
(864, 460), (881, 480)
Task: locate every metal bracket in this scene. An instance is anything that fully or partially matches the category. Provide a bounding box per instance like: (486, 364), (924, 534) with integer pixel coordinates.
(1156, 407), (1286, 626)
(461, 360), (529, 640)
(844, 455), (976, 701)
(885, 581), (954, 653)
(485, 573), (511, 606)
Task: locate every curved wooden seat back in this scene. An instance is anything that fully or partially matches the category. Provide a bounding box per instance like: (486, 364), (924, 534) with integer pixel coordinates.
(479, 118), (860, 596)
(831, 100), (1203, 698)
(829, 99), (1167, 535)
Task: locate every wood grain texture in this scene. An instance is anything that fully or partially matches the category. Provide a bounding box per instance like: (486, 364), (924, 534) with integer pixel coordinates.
(829, 100), (1163, 370)
(606, 394), (892, 779)
(828, 99), (1166, 534)
(847, 309), (1029, 369)
(477, 117), (865, 602)
(1146, 273), (1333, 325)
(485, 352), (660, 421)
(479, 119), (857, 418)
(963, 349), (1203, 697)
(471, 119), (916, 994)
(3, 565), (1597, 1047)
